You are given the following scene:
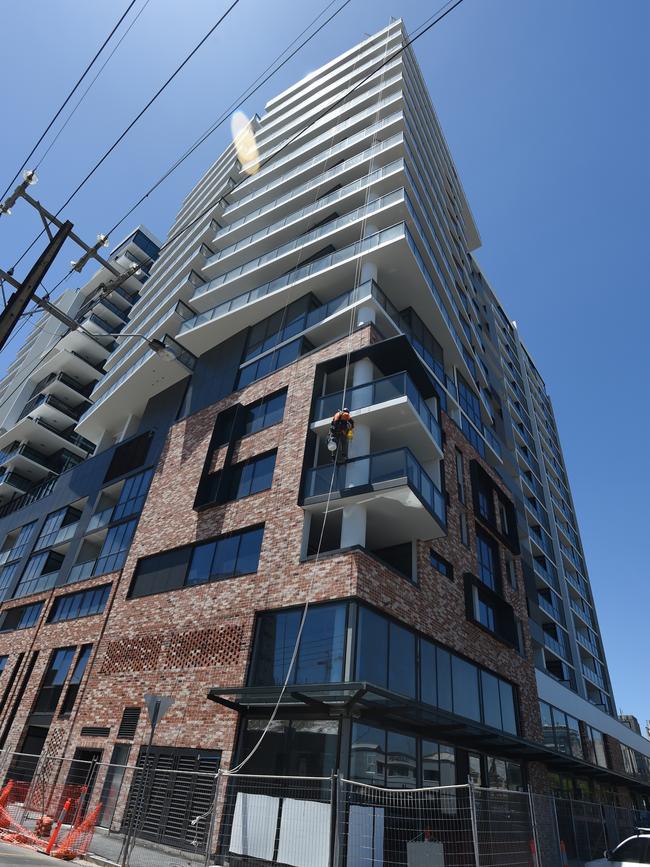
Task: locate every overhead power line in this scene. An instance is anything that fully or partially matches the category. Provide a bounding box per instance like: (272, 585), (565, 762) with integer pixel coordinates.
(160, 0), (465, 254)
(0, 0), (139, 200)
(10, 0), (243, 273)
(35, 0), (154, 173)
(104, 0), (353, 239)
(6, 0), (353, 315)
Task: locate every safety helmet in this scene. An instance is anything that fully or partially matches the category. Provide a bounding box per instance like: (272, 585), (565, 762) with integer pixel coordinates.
(343, 407), (350, 413)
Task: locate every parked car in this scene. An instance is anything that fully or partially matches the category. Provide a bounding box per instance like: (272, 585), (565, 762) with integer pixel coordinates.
(586, 831), (650, 865)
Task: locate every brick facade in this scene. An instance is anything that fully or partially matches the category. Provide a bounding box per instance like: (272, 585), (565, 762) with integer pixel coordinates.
(0, 324), (640, 806)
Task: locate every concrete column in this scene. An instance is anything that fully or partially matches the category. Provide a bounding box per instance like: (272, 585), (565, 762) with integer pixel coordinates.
(117, 413), (140, 443)
(356, 304), (376, 328)
(340, 503), (366, 549)
(352, 357), (374, 388)
(340, 356), (373, 549)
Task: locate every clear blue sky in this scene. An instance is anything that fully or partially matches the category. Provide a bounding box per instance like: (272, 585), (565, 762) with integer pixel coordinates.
(1, 1), (648, 726)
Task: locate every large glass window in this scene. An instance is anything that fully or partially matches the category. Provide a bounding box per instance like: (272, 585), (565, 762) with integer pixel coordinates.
(187, 526), (264, 585)
(112, 468), (154, 522)
(452, 655), (480, 721)
(0, 562), (20, 601)
(47, 585), (110, 624)
(387, 731), (417, 789)
(59, 645), (92, 717)
(241, 718), (338, 777)
(539, 700), (584, 759)
(95, 519), (137, 575)
(13, 551), (64, 598)
(243, 390), (287, 436)
(0, 602), (43, 631)
(32, 647), (76, 714)
(227, 451), (276, 500)
(350, 723), (387, 787)
(36, 507), (81, 550)
(422, 740), (456, 788)
(249, 603), (346, 687)
(457, 375), (482, 428)
(130, 525), (264, 598)
(355, 607), (416, 698)
(585, 725), (608, 768)
(476, 530), (499, 590)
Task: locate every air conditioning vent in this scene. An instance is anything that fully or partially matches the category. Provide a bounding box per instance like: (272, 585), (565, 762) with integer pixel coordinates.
(80, 726), (110, 738)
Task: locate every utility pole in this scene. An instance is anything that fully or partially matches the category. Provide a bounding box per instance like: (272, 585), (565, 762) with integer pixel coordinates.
(0, 169), (134, 352)
(0, 220), (72, 351)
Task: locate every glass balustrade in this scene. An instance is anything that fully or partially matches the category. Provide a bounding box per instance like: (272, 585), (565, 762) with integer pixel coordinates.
(304, 446), (445, 527)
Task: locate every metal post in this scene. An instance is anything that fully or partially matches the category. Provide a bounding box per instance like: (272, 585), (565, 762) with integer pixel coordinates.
(467, 779), (481, 867)
(551, 794), (565, 865)
(120, 723), (155, 867)
(328, 771), (338, 867)
(527, 785), (541, 867)
(203, 769), (223, 867)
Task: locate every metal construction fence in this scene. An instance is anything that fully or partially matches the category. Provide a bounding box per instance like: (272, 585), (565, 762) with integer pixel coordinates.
(0, 747), (649, 866)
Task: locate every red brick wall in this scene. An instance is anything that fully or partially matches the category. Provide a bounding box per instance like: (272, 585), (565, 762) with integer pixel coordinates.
(0, 325), (545, 792)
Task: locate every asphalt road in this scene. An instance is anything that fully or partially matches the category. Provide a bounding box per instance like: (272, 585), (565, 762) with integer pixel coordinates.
(0, 841), (66, 865)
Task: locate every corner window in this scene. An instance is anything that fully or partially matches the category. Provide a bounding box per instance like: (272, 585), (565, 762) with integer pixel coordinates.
(249, 603), (346, 687)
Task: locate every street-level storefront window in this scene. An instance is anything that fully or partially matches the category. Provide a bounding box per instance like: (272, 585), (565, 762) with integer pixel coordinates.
(240, 718), (339, 777)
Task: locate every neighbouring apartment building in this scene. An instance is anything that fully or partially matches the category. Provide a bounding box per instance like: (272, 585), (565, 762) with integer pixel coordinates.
(0, 19), (648, 853)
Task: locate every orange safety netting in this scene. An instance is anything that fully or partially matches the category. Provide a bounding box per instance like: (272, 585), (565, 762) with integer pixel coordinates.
(0, 796), (41, 847)
(53, 802), (102, 861)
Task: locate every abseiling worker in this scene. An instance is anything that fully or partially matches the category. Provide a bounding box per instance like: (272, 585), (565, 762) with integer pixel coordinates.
(328, 407), (354, 461)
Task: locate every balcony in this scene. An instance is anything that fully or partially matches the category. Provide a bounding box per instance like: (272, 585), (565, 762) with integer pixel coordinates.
(564, 566), (589, 600)
(543, 630), (570, 660)
(303, 447), (446, 547)
(76, 335), (196, 441)
(86, 506), (115, 532)
(529, 523), (556, 560)
(0, 469), (32, 497)
(66, 549), (128, 585)
(533, 557), (560, 593)
(537, 592), (564, 625)
(569, 595), (593, 628)
(35, 521), (79, 551)
(576, 630), (599, 657)
(19, 393), (90, 426)
(0, 442), (82, 484)
(582, 663), (606, 691)
(32, 371), (94, 402)
(94, 294), (130, 324)
(312, 372), (442, 463)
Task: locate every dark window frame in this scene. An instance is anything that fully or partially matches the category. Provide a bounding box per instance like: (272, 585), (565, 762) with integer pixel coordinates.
(129, 524), (265, 599)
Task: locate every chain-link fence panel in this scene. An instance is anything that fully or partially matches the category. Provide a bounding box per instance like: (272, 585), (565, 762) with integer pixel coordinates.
(338, 780), (477, 867)
(214, 773), (333, 867)
(529, 792), (563, 867)
(472, 786), (536, 867)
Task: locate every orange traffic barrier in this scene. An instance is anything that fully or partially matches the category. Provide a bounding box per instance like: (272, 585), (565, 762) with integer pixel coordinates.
(46, 797), (72, 855)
